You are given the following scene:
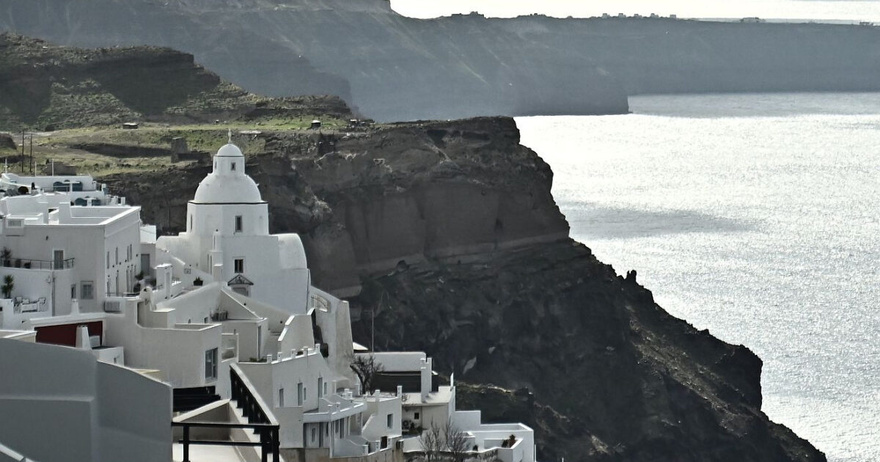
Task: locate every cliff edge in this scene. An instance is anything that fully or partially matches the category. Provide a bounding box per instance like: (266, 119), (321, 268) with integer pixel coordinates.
(99, 118), (826, 462)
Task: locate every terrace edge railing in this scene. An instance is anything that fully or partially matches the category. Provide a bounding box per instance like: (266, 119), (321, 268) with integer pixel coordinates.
(172, 364), (280, 462)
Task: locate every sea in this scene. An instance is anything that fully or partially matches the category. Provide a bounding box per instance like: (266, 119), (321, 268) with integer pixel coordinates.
(515, 93), (880, 462)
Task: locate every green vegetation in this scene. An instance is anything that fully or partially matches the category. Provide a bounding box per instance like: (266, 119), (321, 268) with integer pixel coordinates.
(2, 274), (14, 299)
(1, 121), (348, 177)
(0, 33), (355, 177)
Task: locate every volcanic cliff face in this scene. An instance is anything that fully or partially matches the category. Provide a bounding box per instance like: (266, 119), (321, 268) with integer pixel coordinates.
(5, 0), (631, 120)
(6, 0), (880, 121)
(100, 118), (825, 462)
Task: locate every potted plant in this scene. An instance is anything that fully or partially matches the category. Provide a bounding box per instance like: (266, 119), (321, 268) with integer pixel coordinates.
(2, 275), (14, 299)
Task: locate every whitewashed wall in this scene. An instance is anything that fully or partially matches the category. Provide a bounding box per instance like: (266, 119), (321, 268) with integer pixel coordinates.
(0, 338), (171, 462)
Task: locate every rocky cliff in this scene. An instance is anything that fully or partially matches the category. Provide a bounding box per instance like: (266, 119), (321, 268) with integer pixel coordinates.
(97, 118), (825, 462)
(2, 36), (826, 461)
(0, 0), (628, 121)
(5, 0), (880, 121)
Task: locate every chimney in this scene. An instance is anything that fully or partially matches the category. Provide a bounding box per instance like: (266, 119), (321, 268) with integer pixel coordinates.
(75, 325), (91, 350)
(420, 357), (432, 402)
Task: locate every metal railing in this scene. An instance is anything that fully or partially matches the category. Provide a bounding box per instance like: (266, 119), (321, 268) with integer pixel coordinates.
(1, 257), (74, 270)
(171, 421), (280, 462)
(172, 365), (280, 462)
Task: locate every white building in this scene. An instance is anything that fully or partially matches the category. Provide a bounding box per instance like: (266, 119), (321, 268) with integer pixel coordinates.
(0, 336), (171, 462)
(0, 140), (535, 462)
(371, 352), (536, 462)
(0, 189), (143, 319)
(157, 139), (310, 313)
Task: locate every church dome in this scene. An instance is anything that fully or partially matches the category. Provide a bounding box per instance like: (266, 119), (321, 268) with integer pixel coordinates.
(192, 142), (264, 204)
(216, 143), (244, 158)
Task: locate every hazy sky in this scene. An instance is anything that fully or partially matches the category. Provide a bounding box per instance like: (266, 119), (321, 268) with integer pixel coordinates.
(390, 0), (880, 22)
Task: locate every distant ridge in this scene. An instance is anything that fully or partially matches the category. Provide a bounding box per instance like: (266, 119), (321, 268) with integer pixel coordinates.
(0, 0), (629, 121)
(0, 33), (352, 131)
(3, 1), (880, 120)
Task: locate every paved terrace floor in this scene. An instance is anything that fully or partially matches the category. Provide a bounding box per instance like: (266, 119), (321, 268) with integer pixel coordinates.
(172, 443), (247, 462)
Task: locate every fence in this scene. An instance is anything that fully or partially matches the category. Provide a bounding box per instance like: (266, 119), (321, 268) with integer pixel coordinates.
(171, 365), (280, 462)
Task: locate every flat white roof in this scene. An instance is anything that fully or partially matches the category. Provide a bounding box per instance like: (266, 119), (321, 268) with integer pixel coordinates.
(369, 352), (427, 372)
(1, 195), (139, 227)
(402, 386), (454, 406)
(1, 173), (99, 191)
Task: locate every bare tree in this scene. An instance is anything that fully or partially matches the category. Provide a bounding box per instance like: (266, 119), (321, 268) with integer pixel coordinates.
(420, 419), (470, 462)
(444, 420), (469, 462)
(349, 354), (384, 394)
(420, 421), (443, 462)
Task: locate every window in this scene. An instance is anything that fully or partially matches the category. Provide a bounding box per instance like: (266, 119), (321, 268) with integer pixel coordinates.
(279, 388), (285, 407)
(189, 214), (193, 231)
(71, 284), (77, 299)
(386, 414), (393, 429)
(311, 427), (316, 441)
(234, 258), (244, 274)
(234, 215), (243, 233)
(205, 348), (218, 380)
(115, 247), (119, 265)
(297, 382), (304, 406)
(106, 251), (110, 269)
(81, 282), (94, 300)
(318, 377), (324, 398)
(414, 412), (420, 420)
(231, 162), (236, 171)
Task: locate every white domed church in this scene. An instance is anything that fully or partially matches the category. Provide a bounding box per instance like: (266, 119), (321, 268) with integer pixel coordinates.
(157, 137), (311, 313)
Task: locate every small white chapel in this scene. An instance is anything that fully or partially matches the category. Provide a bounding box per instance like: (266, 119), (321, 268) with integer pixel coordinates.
(157, 134), (311, 313)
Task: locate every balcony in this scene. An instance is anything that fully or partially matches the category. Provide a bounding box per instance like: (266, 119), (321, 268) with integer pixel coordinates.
(14, 297), (48, 314)
(1, 257), (75, 270)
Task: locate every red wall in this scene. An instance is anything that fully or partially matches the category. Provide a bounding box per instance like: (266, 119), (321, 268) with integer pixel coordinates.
(35, 321), (103, 347)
